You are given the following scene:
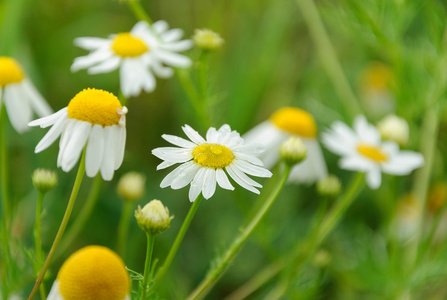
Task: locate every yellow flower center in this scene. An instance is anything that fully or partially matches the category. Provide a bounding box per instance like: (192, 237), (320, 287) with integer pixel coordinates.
(58, 246), (129, 300)
(67, 88), (123, 127)
(269, 107), (317, 138)
(111, 33), (149, 57)
(193, 143), (234, 168)
(357, 143), (388, 162)
(0, 57), (25, 87)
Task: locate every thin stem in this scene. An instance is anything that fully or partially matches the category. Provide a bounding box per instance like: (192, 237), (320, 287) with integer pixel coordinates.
(54, 174), (103, 262)
(141, 234), (156, 300)
(153, 195), (203, 287)
(198, 50), (210, 103)
(0, 102), (10, 225)
(127, 1), (152, 24)
(28, 151), (86, 300)
(295, 0), (362, 118)
(187, 165), (292, 300)
(34, 191), (47, 300)
(117, 200), (135, 258)
(265, 172), (365, 300)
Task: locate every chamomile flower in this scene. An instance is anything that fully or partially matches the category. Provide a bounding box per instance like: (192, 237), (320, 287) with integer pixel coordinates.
(0, 56), (52, 133)
(152, 124), (272, 202)
(322, 115), (424, 189)
(243, 107), (327, 184)
(29, 88), (127, 181)
(71, 21), (193, 97)
(47, 246), (130, 300)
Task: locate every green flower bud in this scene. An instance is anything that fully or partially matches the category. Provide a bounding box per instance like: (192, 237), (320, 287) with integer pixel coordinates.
(279, 137), (307, 166)
(117, 172), (146, 202)
(377, 114), (409, 146)
(193, 29), (224, 50)
(313, 249), (332, 268)
(32, 169), (57, 193)
(317, 175), (341, 198)
(135, 200), (173, 235)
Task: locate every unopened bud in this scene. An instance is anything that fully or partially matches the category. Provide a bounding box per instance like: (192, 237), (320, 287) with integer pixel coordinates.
(313, 249), (332, 268)
(135, 200), (173, 235)
(193, 29), (224, 50)
(377, 115), (409, 146)
(279, 137), (307, 166)
(32, 169), (57, 193)
(317, 175), (341, 198)
(117, 172), (146, 202)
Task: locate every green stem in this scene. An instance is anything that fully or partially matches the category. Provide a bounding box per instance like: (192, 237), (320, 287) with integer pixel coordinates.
(295, 0), (362, 118)
(265, 173), (365, 300)
(28, 151), (86, 300)
(54, 174), (103, 262)
(0, 102), (10, 226)
(117, 200), (135, 259)
(187, 165), (292, 300)
(198, 50), (210, 103)
(141, 233), (156, 300)
(127, 1), (152, 24)
(153, 195), (203, 287)
(34, 191), (47, 300)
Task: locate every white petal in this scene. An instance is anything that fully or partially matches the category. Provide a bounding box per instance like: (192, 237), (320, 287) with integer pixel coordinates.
(22, 79), (53, 117)
(354, 115), (381, 145)
(216, 169), (234, 190)
(160, 40), (193, 52)
(139, 64), (156, 93)
(202, 168), (217, 199)
(61, 121), (91, 172)
(151, 59), (174, 78)
(160, 161), (195, 188)
(233, 152), (264, 166)
(35, 114), (68, 153)
(47, 280), (62, 300)
(29, 108), (68, 128)
(339, 155), (374, 172)
(4, 84), (32, 133)
(87, 56), (120, 74)
(85, 125), (104, 177)
(157, 160), (177, 170)
(382, 152), (424, 175)
(366, 167), (382, 189)
(71, 50), (113, 72)
(233, 159), (272, 178)
(226, 164), (260, 194)
(131, 21), (151, 35)
(206, 127), (218, 143)
(152, 147), (193, 162)
(100, 126), (117, 181)
(161, 28), (184, 42)
(153, 20), (169, 34)
(182, 125), (206, 144)
(189, 167), (206, 202)
(162, 134), (196, 148)
(155, 50), (192, 68)
(171, 163), (201, 190)
(120, 59), (149, 97)
(74, 37), (110, 50)
(58, 119), (76, 167)
(288, 139), (327, 184)
(229, 164), (263, 188)
(114, 125), (126, 170)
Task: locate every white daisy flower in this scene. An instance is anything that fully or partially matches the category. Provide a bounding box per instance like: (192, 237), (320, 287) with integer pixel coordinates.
(47, 246), (130, 300)
(243, 107), (327, 184)
(71, 20), (193, 98)
(29, 88), (127, 181)
(0, 56), (52, 133)
(152, 124), (273, 202)
(322, 115), (424, 189)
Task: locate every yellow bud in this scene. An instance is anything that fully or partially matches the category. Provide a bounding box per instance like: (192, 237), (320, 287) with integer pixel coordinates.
(135, 200), (173, 235)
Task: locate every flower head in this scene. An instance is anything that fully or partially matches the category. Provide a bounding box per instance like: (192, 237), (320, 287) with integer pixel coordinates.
(135, 200), (173, 235)
(152, 124), (272, 202)
(0, 56), (52, 133)
(279, 137), (307, 166)
(243, 107), (327, 184)
(317, 175), (341, 198)
(71, 21), (193, 97)
(322, 115), (424, 189)
(377, 114), (409, 146)
(117, 172), (146, 202)
(32, 169), (57, 193)
(47, 246), (130, 300)
(29, 88), (127, 181)
(193, 29), (224, 50)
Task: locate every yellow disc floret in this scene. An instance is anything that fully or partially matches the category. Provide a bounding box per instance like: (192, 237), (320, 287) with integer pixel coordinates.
(0, 57), (25, 87)
(111, 33), (149, 57)
(67, 88), (123, 127)
(357, 143), (388, 162)
(58, 246), (129, 300)
(193, 143), (234, 168)
(270, 107), (317, 138)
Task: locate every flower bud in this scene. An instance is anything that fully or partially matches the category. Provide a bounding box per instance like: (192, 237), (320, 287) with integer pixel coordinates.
(32, 169), (57, 193)
(135, 200), (173, 235)
(193, 29), (224, 50)
(117, 172), (145, 202)
(317, 175), (341, 198)
(312, 249), (332, 268)
(377, 115), (409, 146)
(279, 137), (307, 166)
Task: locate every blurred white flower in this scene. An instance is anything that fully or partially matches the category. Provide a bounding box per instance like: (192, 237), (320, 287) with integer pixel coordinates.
(243, 107), (327, 184)
(152, 124), (272, 202)
(71, 21), (193, 97)
(0, 57), (52, 133)
(47, 246), (130, 300)
(322, 115), (424, 189)
(29, 88), (127, 181)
